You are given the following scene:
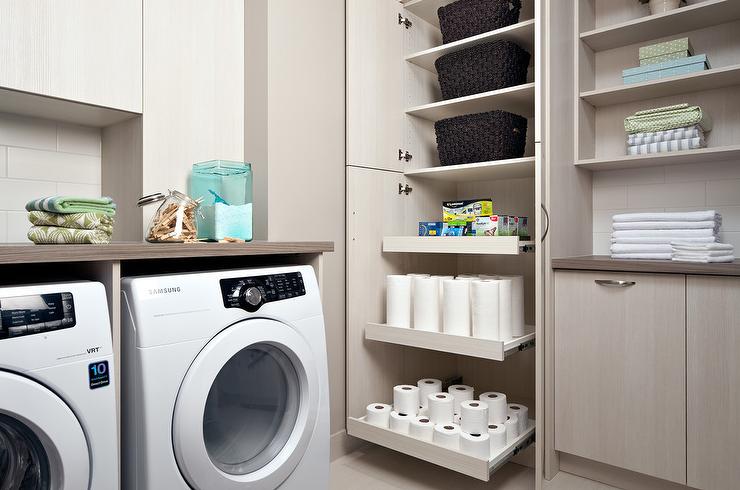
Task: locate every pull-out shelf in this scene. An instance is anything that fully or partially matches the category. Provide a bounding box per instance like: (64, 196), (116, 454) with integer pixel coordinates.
(346, 416), (536, 481)
(383, 236), (534, 255)
(366, 322), (535, 361)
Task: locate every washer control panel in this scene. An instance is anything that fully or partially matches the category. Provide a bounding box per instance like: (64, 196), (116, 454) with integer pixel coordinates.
(0, 292), (76, 340)
(220, 272), (305, 312)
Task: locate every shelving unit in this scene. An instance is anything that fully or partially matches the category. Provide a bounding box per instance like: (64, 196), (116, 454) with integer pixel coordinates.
(346, 416), (536, 482)
(404, 157), (535, 182)
(406, 83), (535, 121)
(366, 322), (536, 361)
(383, 236), (533, 255)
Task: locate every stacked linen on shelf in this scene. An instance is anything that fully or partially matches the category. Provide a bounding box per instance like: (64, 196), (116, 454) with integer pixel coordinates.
(25, 196), (116, 244)
(610, 210), (721, 260)
(624, 104), (711, 156)
(672, 242), (735, 263)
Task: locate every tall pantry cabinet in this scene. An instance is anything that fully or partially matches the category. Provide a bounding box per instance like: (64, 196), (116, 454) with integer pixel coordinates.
(345, 0), (553, 485)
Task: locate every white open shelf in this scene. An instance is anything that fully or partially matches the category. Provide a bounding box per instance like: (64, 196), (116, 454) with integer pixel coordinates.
(405, 157), (535, 182)
(576, 145), (740, 171)
(580, 0), (740, 52)
(366, 322), (536, 361)
(406, 20), (535, 73)
(346, 416), (536, 482)
(383, 236), (533, 255)
(407, 83), (535, 121)
(580, 64), (740, 108)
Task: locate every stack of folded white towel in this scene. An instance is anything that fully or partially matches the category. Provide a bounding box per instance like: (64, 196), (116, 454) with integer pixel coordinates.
(610, 210), (727, 260)
(671, 242), (735, 263)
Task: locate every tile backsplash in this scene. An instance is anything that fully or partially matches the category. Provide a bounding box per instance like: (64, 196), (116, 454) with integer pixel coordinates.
(593, 160), (740, 254)
(0, 112), (102, 243)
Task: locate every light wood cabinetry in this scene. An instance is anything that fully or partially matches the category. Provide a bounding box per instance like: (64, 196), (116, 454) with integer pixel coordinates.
(687, 276), (740, 490)
(553, 270), (686, 485)
(0, 0), (142, 112)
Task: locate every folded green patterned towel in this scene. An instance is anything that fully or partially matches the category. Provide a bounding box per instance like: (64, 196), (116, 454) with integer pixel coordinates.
(624, 103), (713, 134)
(27, 226), (111, 245)
(25, 196), (116, 216)
(28, 211), (114, 234)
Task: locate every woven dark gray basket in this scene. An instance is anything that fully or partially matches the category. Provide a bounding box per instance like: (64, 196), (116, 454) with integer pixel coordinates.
(435, 40), (530, 100)
(438, 0), (521, 44)
(434, 110), (528, 166)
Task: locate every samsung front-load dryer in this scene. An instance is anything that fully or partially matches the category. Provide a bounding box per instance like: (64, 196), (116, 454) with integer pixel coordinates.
(0, 281), (118, 490)
(121, 265), (330, 490)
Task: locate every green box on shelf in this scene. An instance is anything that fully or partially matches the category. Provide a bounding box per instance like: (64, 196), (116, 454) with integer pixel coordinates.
(639, 38), (693, 66)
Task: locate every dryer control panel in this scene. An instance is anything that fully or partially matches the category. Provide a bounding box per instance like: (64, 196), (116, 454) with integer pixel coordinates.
(0, 292), (76, 340)
(220, 272), (306, 312)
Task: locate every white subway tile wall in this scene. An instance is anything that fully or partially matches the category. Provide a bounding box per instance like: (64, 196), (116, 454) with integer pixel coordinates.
(0, 113), (102, 243)
(593, 159), (740, 253)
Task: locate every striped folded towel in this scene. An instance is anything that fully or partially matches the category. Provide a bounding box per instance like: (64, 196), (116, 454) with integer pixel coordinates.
(25, 196), (116, 216)
(627, 136), (704, 155)
(627, 125), (703, 146)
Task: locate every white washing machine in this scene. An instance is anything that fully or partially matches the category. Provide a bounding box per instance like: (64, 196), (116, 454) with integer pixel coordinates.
(121, 265), (330, 490)
(0, 281), (118, 489)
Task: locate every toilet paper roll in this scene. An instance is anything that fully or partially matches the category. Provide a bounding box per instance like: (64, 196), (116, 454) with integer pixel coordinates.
(418, 405), (427, 416)
(505, 414), (520, 443)
(488, 423), (507, 452)
(386, 275), (411, 328)
(499, 275), (524, 337)
(479, 392), (508, 424)
(427, 392), (454, 425)
(497, 278), (513, 341)
(448, 384), (474, 414)
(471, 280), (500, 340)
(433, 424), (461, 450)
(460, 432), (490, 459)
(460, 400), (489, 435)
(409, 416), (434, 441)
(389, 411), (411, 434)
(417, 378), (442, 409)
(393, 385), (419, 416)
(366, 403), (391, 428)
(413, 276), (440, 332)
(508, 403), (529, 434)
(442, 280), (470, 336)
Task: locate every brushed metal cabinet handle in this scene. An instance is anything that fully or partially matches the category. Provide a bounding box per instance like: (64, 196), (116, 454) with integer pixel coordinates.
(595, 280), (636, 288)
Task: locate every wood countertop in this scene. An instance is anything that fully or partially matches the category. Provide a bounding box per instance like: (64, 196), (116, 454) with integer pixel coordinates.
(0, 241), (334, 265)
(553, 255), (740, 277)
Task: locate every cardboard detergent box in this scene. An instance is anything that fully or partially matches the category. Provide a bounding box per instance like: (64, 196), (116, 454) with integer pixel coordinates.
(442, 199), (493, 222)
(418, 222), (444, 236)
(442, 220), (469, 236)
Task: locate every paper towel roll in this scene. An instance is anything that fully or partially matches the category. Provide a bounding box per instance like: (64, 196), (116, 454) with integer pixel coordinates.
(427, 392), (454, 425)
(505, 414), (520, 443)
(460, 432), (490, 459)
(366, 403), (391, 428)
(433, 424), (461, 450)
(460, 400), (489, 435)
(417, 378), (442, 409)
(413, 276), (440, 332)
(386, 275), (411, 328)
(390, 411), (411, 434)
(508, 403), (529, 434)
(442, 279), (471, 336)
(499, 275), (525, 337)
(409, 416), (434, 441)
(448, 384), (474, 414)
(393, 385), (419, 416)
(488, 423), (507, 452)
(407, 274), (429, 325)
(471, 280), (500, 340)
(479, 392), (508, 424)
(497, 278), (513, 341)
(456, 274), (478, 280)
(432, 276), (454, 314)
(478, 274), (499, 280)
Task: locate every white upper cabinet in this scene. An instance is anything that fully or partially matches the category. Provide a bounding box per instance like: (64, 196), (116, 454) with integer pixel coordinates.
(0, 0), (142, 113)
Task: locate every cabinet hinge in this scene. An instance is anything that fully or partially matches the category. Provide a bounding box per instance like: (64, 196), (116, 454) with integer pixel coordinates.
(398, 13), (412, 29)
(398, 183), (413, 195)
(398, 149), (413, 162)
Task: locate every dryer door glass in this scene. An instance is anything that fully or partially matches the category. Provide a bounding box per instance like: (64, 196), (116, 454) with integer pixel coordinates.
(202, 342), (300, 475)
(0, 413), (50, 490)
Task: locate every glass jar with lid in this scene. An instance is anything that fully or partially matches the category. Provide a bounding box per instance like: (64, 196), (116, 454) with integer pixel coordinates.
(137, 190), (200, 242)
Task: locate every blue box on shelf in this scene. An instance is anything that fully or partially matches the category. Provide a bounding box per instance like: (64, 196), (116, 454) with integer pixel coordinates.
(622, 54), (709, 85)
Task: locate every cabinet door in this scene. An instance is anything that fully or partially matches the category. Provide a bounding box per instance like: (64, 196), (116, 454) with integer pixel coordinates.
(687, 276), (740, 490)
(554, 271), (686, 484)
(346, 0), (405, 172)
(0, 0), (142, 112)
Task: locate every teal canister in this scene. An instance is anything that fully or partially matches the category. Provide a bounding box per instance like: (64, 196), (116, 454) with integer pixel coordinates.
(190, 160), (253, 241)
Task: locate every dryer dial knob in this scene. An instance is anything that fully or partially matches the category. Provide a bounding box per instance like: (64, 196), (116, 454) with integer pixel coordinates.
(239, 286), (264, 311)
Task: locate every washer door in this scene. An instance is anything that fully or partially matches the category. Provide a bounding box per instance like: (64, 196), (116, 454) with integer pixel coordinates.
(172, 319), (319, 490)
(0, 372), (90, 490)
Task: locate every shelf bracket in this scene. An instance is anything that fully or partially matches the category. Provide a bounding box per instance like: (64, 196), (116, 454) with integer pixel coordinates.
(398, 13), (413, 29)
